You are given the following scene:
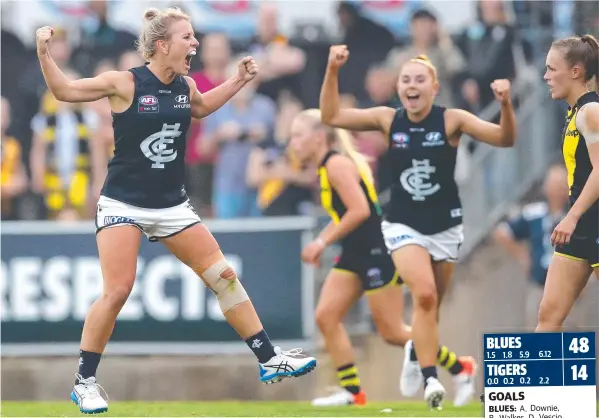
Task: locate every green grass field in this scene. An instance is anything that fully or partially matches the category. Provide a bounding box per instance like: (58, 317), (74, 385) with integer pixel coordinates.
(1, 401), (482, 417)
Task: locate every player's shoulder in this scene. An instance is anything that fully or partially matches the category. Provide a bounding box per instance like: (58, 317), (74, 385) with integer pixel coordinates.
(183, 75), (197, 89)
(101, 70), (133, 82)
(520, 201), (548, 221)
(576, 102), (599, 125)
(325, 152), (352, 169)
(325, 153), (359, 181)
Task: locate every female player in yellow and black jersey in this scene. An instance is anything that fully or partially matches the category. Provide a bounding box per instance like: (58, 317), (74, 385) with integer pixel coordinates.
(290, 109), (469, 407)
(537, 34), (599, 332)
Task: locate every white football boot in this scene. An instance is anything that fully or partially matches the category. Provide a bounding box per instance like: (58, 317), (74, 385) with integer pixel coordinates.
(424, 376), (446, 410)
(71, 374), (108, 414)
(400, 340), (423, 396)
(259, 346), (317, 384)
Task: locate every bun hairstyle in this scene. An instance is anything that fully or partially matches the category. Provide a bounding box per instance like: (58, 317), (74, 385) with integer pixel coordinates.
(135, 7), (191, 61)
(298, 109), (374, 184)
(552, 34), (599, 92)
(408, 54), (438, 81)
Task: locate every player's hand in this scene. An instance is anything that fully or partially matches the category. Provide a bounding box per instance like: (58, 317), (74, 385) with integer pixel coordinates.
(301, 239), (326, 266)
(328, 45), (349, 70)
(491, 79), (511, 104)
(36, 26), (54, 56)
(551, 214), (578, 246)
(238, 56), (259, 82)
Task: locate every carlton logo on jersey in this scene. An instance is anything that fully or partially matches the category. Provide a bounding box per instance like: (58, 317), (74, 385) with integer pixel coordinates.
(400, 159), (441, 201)
(140, 123), (182, 168)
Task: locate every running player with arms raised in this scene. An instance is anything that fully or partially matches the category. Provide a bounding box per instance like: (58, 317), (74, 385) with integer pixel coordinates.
(289, 109), (470, 407)
(36, 7), (316, 415)
(320, 45), (516, 409)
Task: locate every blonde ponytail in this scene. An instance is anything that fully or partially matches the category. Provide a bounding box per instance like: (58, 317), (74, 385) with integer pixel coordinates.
(297, 108), (374, 183)
(334, 127), (374, 185)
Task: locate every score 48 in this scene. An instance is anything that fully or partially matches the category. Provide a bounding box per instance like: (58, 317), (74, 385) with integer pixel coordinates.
(569, 336), (590, 355)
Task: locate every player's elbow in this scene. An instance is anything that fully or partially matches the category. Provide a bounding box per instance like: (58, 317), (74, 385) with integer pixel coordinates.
(501, 133), (516, 147)
(51, 85), (70, 102)
(353, 206), (371, 223)
(492, 226), (506, 243)
(320, 111), (335, 125)
(52, 82), (81, 103)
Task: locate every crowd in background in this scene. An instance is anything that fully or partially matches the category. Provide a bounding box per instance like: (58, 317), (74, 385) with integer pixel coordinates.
(1, 0), (596, 221)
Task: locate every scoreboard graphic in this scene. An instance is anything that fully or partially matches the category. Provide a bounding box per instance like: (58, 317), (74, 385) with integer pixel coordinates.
(483, 332), (597, 418)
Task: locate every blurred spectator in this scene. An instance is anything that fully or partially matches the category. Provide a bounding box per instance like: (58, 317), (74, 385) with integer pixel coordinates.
(336, 1), (395, 103)
(71, 0), (137, 77)
(87, 60), (117, 205)
(18, 28), (74, 158)
(1, 97), (27, 220)
(248, 3), (306, 104)
(573, 1), (599, 35)
(188, 32), (231, 217)
(493, 165), (568, 328)
(456, 0), (517, 112)
(118, 50), (145, 71)
(203, 61), (277, 219)
(1, 29), (28, 129)
(384, 9), (466, 108)
(360, 65), (400, 109)
(29, 71), (101, 220)
(246, 95), (315, 216)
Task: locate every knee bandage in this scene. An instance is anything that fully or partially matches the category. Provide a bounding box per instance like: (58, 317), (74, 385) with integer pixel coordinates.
(200, 259), (249, 313)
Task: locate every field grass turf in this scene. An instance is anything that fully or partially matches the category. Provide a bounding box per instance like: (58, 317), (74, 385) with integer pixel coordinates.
(1, 401), (483, 417)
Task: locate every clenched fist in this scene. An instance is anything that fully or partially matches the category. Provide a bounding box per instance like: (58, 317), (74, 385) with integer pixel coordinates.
(491, 79), (511, 104)
(238, 56), (259, 82)
(328, 45), (349, 70)
(36, 26), (54, 56)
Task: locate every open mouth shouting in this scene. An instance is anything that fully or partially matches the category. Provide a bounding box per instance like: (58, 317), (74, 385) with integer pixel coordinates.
(406, 91), (420, 106)
(185, 50), (196, 70)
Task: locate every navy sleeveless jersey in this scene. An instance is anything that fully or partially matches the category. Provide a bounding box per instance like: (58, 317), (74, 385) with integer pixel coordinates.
(101, 65), (192, 208)
(385, 105), (462, 234)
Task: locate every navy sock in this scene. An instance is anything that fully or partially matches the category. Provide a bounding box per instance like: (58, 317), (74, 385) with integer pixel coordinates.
(422, 366), (438, 387)
(76, 350), (102, 383)
(245, 330), (276, 363)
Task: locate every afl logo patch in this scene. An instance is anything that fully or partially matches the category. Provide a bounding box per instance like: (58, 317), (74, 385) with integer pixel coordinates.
(392, 132), (410, 148)
(138, 95), (159, 113)
(175, 95), (189, 104)
(140, 95), (158, 105)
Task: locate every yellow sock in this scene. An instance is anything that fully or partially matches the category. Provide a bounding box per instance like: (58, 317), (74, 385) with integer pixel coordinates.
(437, 345), (464, 375)
(337, 363), (361, 395)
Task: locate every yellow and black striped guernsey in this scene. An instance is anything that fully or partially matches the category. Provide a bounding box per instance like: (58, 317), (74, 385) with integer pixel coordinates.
(318, 150), (383, 251)
(562, 92), (599, 205)
(555, 91), (599, 267)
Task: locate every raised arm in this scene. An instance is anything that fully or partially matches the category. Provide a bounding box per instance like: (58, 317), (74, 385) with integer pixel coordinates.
(320, 45), (394, 133)
(448, 79), (516, 147)
(187, 56), (258, 120)
(36, 27), (122, 102)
